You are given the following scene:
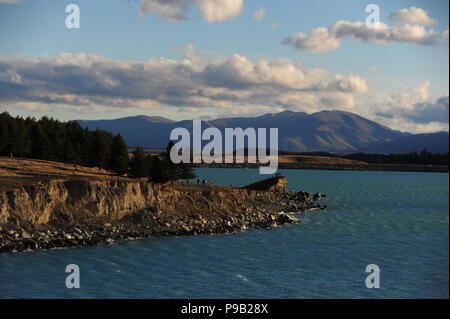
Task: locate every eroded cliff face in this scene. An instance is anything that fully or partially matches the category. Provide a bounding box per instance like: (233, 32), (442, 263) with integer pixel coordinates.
(0, 177), (325, 253)
(1, 180), (149, 225)
(2, 180), (260, 224)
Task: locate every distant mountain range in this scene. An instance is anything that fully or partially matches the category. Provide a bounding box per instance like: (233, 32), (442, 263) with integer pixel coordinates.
(360, 132), (449, 154)
(78, 110), (449, 154)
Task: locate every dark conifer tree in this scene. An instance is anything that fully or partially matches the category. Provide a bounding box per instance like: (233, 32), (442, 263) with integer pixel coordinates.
(129, 146), (148, 181)
(0, 111), (137, 174)
(149, 155), (170, 183)
(178, 162), (196, 182)
(0, 112), (8, 154)
(89, 129), (112, 168)
(13, 118), (31, 157)
(165, 141), (178, 183)
(30, 124), (53, 160)
(109, 133), (129, 176)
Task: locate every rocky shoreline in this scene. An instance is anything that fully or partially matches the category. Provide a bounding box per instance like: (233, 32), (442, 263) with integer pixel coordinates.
(0, 176), (326, 253)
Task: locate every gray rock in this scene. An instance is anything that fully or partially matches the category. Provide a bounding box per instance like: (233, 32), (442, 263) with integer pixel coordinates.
(22, 231), (32, 239)
(313, 193), (322, 201)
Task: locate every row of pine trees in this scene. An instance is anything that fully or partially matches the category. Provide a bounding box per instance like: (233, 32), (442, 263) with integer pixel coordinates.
(0, 112), (196, 183)
(129, 143), (196, 183)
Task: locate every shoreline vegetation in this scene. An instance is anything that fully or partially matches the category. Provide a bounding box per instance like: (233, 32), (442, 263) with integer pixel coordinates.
(137, 148), (449, 173)
(193, 162), (449, 173)
(0, 157), (326, 253)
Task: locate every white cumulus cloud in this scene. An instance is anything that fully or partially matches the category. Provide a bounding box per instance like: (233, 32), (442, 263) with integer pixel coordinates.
(138, 0), (189, 21)
(138, 0), (243, 23)
(0, 48), (371, 114)
(196, 0), (243, 23)
(389, 6), (437, 26)
(413, 80), (431, 101)
(374, 82), (449, 128)
(283, 7), (442, 53)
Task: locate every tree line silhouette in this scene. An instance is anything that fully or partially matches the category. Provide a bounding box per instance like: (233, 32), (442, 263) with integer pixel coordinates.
(0, 112), (195, 183)
(343, 150), (449, 165)
(129, 142), (196, 183)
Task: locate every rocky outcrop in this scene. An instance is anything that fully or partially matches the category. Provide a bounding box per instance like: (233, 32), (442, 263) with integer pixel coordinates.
(0, 177), (326, 253)
(313, 192), (326, 201)
(242, 176), (287, 192)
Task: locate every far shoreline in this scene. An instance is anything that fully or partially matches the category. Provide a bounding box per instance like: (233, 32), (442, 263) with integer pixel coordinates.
(193, 163), (449, 173)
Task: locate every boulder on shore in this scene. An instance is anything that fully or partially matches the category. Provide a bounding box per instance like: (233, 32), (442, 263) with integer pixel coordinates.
(313, 192), (326, 201)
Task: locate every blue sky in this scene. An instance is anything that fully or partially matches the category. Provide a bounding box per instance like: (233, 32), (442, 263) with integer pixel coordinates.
(0, 0), (448, 133)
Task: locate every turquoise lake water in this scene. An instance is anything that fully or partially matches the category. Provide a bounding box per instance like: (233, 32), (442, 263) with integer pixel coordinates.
(0, 168), (448, 298)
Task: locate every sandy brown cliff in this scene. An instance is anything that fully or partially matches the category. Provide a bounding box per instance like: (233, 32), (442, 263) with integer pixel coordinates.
(0, 158), (325, 253)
